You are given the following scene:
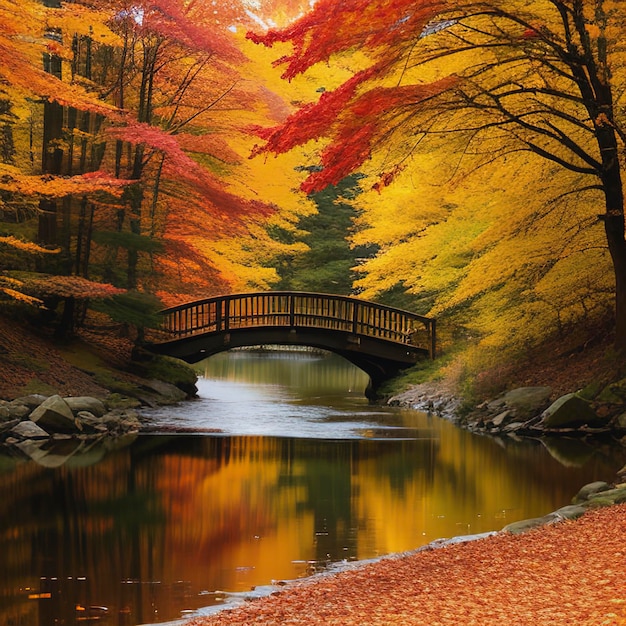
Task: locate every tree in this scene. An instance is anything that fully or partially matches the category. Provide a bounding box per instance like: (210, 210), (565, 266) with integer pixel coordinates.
(273, 172), (368, 294)
(249, 0), (626, 350)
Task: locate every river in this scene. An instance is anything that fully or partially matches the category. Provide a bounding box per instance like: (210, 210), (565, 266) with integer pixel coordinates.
(1, 350), (624, 626)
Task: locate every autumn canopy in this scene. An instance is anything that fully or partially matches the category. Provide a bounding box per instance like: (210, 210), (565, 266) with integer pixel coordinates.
(0, 0), (623, 370)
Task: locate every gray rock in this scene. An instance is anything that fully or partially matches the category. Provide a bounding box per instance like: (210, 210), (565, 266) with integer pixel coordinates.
(64, 396), (107, 417)
(10, 421), (49, 440)
(76, 411), (108, 434)
(0, 418), (20, 433)
(13, 394), (48, 409)
(572, 481), (612, 503)
(491, 410), (514, 427)
(29, 395), (77, 433)
(7, 402), (32, 420)
(502, 513), (560, 534)
(585, 486), (626, 506)
(553, 504), (587, 520)
(141, 379), (187, 403)
(500, 386), (552, 419)
(541, 393), (601, 428)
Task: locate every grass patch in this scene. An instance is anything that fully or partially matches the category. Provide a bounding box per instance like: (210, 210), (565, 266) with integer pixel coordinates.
(6, 354), (50, 372)
(17, 378), (58, 396)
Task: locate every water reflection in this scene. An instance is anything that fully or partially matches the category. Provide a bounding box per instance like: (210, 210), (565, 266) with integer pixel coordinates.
(0, 351), (624, 626)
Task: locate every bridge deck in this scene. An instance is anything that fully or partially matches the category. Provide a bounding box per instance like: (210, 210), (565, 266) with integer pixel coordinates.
(155, 291), (436, 359)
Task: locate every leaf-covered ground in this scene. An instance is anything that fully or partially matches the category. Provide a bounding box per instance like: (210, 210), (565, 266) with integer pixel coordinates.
(0, 313), (134, 399)
(190, 504), (626, 626)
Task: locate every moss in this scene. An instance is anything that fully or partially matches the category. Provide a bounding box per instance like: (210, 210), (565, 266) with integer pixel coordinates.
(17, 378), (58, 396)
(130, 349), (197, 395)
(579, 380), (603, 400)
(105, 393), (141, 410)
(139, 355), (197, 388)
(6, 354), (50, 372)
(93, 371), (139, 396)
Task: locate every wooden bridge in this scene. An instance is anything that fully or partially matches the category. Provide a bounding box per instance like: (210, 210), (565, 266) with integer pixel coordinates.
(148, 291), (436, 398)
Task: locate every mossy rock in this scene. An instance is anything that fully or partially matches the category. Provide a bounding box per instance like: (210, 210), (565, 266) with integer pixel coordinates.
(541, 393), (603, 428)
(572, 481), (612, 503)
(130, 349), (197, 396)
(597, 377), (626, 404)
(585, 486), (626, 507)
(105, 393), (142, 410)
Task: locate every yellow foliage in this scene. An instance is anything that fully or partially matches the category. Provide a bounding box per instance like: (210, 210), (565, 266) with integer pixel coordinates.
(0, 287), (42, 306)
(0, 236), (60, 255)
(351, 121), (613, 352)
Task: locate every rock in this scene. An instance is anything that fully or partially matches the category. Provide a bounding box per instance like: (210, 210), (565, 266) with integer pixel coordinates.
(6, 402), (32, 420)
(503, 422), (525, 432)
(490, 410), (514, 427)
(502, 513), (561, 534)
(615, 413), (626, 430)
(76, 411), (108, 434)
(597, 377), (626, 404)
(64, 396), (107, 417)
(13, 394), (48, 409)
(584, 486), (626, 507)
(572, 481), (612, 503)
(553, 504), (588, 520)
(541, 393), (602, 428)
(10, 421), (49, 440)
(29, 395), (77, 433)
(499, 386), (552, 419)
(141, 379), (187, 404)
(0, 418), (20, 433)
(0, 404), (10, 420)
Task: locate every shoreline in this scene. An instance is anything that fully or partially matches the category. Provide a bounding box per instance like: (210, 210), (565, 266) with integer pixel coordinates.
(183, 502), (626, 626)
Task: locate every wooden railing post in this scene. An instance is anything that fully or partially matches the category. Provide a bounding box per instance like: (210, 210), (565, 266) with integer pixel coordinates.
(289, 293), (295, 327)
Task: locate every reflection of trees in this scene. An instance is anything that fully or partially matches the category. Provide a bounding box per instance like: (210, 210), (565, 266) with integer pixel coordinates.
(278, 438), (440, 564)
(0, 445), (168, 625)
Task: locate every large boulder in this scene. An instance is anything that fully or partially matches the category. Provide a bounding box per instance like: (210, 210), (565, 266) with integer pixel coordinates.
(541, 393), (603, 428)
(500, 387), (552, 419)
(29, 395), (77, 433)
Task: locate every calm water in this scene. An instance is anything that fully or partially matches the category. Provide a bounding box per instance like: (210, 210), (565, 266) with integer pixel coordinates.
(1, 351), (624, 626)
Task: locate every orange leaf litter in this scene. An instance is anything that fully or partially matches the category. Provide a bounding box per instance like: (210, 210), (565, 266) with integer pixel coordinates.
(189, 504), (626, 626)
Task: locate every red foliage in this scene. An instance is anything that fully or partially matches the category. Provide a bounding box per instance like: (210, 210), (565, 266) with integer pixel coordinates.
(28, 275), (125, 299)
(247, 0), (458, 192)
(114, 0), (244, 63)
(107, 121), (274, 221)
(247, 0), (446, 79)
(250, 65), (381, 154)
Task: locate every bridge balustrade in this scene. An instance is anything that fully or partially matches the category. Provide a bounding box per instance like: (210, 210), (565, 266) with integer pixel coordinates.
(159, 292), (436, 358)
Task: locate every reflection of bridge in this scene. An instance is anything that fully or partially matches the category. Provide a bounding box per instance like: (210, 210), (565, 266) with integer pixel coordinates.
(148, 291), (436, 398)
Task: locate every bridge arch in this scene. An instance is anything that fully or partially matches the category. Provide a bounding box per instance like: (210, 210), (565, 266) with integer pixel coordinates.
(147, 292), (436, 398)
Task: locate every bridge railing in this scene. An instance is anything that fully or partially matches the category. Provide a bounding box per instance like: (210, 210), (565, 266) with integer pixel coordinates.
(158, 292), (436, 358)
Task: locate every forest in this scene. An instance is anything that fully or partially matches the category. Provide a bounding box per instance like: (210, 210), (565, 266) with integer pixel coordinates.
(0, 0), (624, 396)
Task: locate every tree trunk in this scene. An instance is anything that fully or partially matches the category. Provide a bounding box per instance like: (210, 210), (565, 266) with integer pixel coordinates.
(601, 187), (626, 351)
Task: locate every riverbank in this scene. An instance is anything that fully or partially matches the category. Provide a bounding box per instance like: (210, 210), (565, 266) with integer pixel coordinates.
(185, 502), (626, 626)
